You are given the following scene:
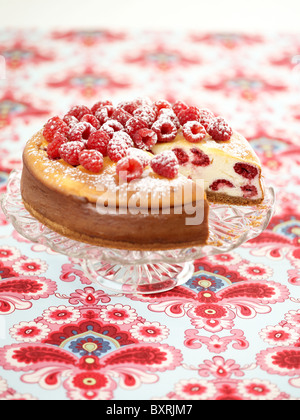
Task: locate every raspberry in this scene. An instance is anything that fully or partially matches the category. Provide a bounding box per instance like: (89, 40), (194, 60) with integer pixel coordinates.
(125, 116), (148, 138)
(172, 148), (189, 165)
(117, 100), (140, 115)
(132, 128), (157, 151)
(66, 105), (91, 120)
(107, 135), (132, 162)
(198, 108), (214, 129)
(101, 119), (124, 138)
(43, 116), (69, 143)
(59, 141), (85, 166)
(157, 108), (180, 129)
(133, 105), (156, 126)
(86, 130), (110, 156)
(127, 148), (151, 168)
(94, 105), (114, 125)
(47, 132), (68, 159)
(91, 100), (113, 115)
(182, 121), (206, 142)
(150, 151), (179, 179)
(81, 114), (100, 129)
(172, 100), (188, 117)
(178, 106), (201, 126)
(112, 131), (134, 147)
(63, 114), (79, 128)
(241, 184), (258, 198)
(209, 179), (234, 191)
(234, 163), (258, 180)
(112, 107), (132, 126)
(116, 155), (144, 182)
(191, 148), (211, 166)
(153, 99), (172, 113)
(69, 122), (96, 142)
(79, 149), (104, 173)
(207, 116), (233, 141)
(151, 118), (177, 142)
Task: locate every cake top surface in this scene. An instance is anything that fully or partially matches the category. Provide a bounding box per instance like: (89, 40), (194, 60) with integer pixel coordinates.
(23, 97), (261, 206)
(24, 130), (203, 208)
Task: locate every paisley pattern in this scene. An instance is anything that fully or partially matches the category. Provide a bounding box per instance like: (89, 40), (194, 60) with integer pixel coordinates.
(0, 29), (299, 400)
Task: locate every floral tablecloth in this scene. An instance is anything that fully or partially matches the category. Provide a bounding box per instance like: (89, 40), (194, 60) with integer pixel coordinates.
(0, 29), (299, 401)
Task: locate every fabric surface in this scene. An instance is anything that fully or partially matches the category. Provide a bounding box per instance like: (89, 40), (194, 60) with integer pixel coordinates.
(0, 29), (299, 401)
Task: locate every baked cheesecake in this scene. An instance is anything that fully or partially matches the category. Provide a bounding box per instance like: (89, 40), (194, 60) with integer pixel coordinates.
(20, 97), (264, 250)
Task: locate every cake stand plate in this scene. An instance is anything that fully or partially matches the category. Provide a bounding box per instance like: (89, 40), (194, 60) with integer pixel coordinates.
(1, 170), (276, 294)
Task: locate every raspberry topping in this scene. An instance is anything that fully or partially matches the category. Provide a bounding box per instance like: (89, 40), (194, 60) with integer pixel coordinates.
(178, 106), (201, 126)
(91, 100), (113, 115)
(112, 107), (132, 126)
(69, 122), (96, 142)
(198, 108), (214, 129)
(133, 105), (156, 126)
(234, 162), (258, 179)
(117, 100), (140, 115)
(151, 118), (177, 142)
(63, 115), (79, 128)
(59, 141), (85, 166)
(47, 132), (68, 159)
(172, 148), (189, 165)
(153, 99), (172, 112)
(79, 149), (104, 173)
(94, 105), (114, 125)
(107, 135), (131, 162)
(86, 130), (110, 156)
(101, 119), (124, 138)
(132, 128), (158, 151)
(125, 116), (148, 138)
(157, 108), (180, 129)
(150, 151), (179, 179)
(65, 105), (91, 121)
(126, 148), (151, 168)
(172, 100), (188, 117)
(112, 131), (134, 148)
(43, 116), (69, 143)
(43, 99), (242, 185)
(241, 184), (258, 198)
(116, 155), (144, 182)
(80, 114), (100, 129)
(182, 121), (206, 143)
(191, 148), (211, 166)
(209, 179), (234, 191)
(207, 116), (233, 142)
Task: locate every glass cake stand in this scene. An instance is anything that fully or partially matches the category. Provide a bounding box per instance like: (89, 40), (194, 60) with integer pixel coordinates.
(1, 170), (276, 294)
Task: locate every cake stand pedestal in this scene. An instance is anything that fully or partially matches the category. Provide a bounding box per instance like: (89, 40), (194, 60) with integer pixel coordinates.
(1, 171), (276, 294)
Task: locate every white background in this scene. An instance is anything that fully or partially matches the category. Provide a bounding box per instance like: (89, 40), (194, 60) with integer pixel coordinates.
(0, 0), (299, 32)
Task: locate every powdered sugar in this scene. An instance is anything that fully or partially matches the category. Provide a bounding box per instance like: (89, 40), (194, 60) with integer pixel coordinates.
(25, 131), (192, 206)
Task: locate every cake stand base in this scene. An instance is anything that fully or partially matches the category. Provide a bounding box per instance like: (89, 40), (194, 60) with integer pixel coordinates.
(81, 259), (195, 294)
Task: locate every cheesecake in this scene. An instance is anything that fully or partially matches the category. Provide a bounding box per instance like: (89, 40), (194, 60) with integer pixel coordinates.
(20, 98), (264, 250)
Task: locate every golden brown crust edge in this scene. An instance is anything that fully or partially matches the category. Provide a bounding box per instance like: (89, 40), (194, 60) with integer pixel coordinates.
(22, 199), (210, 251)
(206, 189), (264, 206)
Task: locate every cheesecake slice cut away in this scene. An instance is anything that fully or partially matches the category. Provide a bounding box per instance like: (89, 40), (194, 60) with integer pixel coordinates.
(152, 129), (264, 205)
